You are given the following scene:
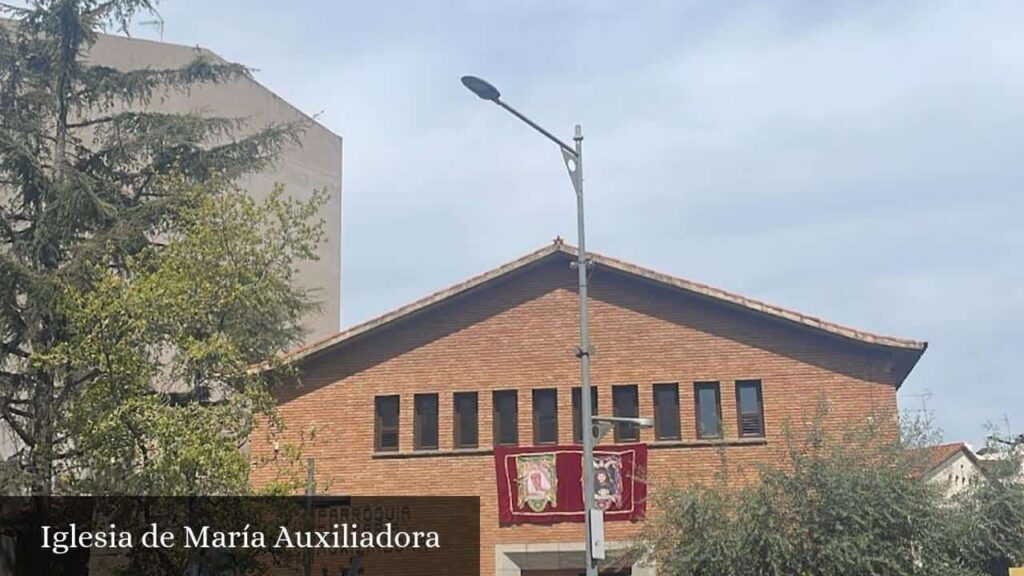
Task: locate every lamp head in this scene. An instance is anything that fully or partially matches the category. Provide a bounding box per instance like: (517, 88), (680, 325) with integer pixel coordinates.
(592, 416), (655, 429)
(461, 75), (501, 101)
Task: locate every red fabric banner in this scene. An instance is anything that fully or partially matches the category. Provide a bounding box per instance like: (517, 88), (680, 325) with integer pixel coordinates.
(494, 443), (647, 525)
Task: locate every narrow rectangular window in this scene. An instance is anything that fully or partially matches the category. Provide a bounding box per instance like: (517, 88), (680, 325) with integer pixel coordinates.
(493, 390), (519, 446)
(736, 380), (765, 438)
(413, 393), (439, 450)
(453, 392), (478, 449)
(532, 389), (559, 445)
(374, 395), (400, 452)
(572, 387), (599, 444)
(612, 385), (639, 442)
(695, 382), (722, 439)
(653, 383), (681, 440)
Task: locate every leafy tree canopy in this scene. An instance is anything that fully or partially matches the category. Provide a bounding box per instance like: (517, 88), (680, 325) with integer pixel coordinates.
(636, 415), (1024, 576)
(0, 0), (323, 494)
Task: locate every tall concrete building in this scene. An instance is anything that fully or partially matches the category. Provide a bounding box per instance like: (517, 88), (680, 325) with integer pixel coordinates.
(86, 33), (343, 341)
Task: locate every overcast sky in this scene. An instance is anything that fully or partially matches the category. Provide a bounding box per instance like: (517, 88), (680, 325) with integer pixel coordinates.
(131, 0), (1022, 446)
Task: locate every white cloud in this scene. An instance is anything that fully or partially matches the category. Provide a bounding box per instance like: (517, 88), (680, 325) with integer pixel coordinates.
(140, 0), (1023, 444)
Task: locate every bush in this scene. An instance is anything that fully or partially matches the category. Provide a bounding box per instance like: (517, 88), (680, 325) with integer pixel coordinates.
(636, 417), (1024, 576)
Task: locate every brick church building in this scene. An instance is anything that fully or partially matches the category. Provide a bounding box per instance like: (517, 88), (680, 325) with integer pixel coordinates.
(249, 240), (926, 575)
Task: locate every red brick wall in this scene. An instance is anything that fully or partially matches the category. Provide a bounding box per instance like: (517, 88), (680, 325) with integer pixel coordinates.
(250, 255), (904, 574)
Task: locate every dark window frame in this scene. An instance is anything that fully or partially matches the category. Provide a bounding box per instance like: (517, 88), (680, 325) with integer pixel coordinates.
(532, 389), (559, 445)
(736, 380), (765, 438)
(572, 387), (599, 444)
(452, 391), (479, 449)
(493, 390), (519, 447)
(374, 395), (400, 452)
(694, 382), (723, 440)
(413, 393), (439, 450)
(612, 384), (640, 442)
(653, 382), (681, 441)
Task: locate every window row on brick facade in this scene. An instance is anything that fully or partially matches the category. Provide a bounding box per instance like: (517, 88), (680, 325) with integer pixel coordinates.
(688, 380), (765, 441)
(373, 380), (764, 452)
(615, 380), (764, 442)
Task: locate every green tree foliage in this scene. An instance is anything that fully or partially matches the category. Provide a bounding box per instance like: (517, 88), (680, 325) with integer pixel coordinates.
(636, 418), (1024, 576)
(953, 434), (1024, 575)
(0, 1), (323, 494)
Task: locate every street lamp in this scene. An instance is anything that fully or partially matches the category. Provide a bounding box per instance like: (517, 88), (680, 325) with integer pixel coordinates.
(461, 74), (599, 575)
(592, 416), (654, 444)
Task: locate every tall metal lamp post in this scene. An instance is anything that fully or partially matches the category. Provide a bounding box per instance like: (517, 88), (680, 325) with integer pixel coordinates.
(461, 74), (603, 575)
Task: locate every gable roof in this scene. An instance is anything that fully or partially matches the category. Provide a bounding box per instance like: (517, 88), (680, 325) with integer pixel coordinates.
(914, 442), (981, 476)
(287, 240), (927, 365)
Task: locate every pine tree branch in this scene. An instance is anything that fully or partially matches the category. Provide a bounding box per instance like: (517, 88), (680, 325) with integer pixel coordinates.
(68, 110), (245, 133)
(0, 369), (25, 383)
(52, 448), (80, 461)
(0, 402), (33, 447)
(78, 111), (247, 160)
(76, 118), (306, 187)
(0, 343), (29, 361)
(72, 112), (256, 191)
(3, 405), (31, 419)
(0, 3), (30, 17)
(76, 57), (252, 110)
(0, 130), (49, 180)
(174, 120), (306, 180)
(84, 0), (157, 35)
(53, 369), (99, 407)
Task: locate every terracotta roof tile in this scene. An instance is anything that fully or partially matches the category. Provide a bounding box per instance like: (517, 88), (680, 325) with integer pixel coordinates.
(284, 242), (928, 363)
(912, 442), (979, 475)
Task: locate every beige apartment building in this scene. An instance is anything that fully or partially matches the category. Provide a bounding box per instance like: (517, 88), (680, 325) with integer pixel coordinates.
(0, 31), (343, 460)
(86, 32), (344, 340)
